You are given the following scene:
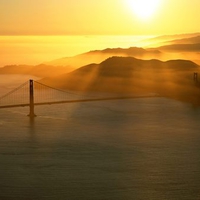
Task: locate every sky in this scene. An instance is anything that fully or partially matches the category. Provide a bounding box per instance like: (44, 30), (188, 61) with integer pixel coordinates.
(1, 0), (200, 36)
(1, 0), (200, 66)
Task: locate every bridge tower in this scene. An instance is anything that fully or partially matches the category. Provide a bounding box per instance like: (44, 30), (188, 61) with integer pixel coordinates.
(194, 72), (198, 84)
(28, 80), (36, 117)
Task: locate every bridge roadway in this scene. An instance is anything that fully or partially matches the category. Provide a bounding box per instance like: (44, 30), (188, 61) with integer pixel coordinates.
(0, 94), (159, 109)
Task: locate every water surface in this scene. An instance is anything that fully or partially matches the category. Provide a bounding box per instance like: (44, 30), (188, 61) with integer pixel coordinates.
(1, 97), (200, 200)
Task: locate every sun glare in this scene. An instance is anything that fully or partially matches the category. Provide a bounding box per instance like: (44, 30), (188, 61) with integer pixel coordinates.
(126, 0), (162, 20)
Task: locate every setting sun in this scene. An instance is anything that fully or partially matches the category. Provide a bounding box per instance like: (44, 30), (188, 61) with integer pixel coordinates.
(126, 0), (162, 20)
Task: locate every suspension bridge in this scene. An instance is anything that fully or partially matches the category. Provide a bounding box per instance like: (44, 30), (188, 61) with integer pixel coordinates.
(0, 80), (158, 117)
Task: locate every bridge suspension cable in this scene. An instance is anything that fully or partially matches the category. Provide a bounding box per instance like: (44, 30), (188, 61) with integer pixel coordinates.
(0, 79), (158, 117)
(33, 80), (99, 104)
(0, 81), (29, 107)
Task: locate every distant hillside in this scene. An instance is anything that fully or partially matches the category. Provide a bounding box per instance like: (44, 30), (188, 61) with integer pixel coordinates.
(151, 33), (200, 42)
(44, 33), (200, 70)
(0, 64), (71, 77)
(148, 35), (200, 65)
(165, 35), (200, 45)
(156, 43), (200, 52)
(41, 56), (200, 105)
(140, 33), (200, 47)
(44, 36), (200, 70)
(45, 47), (161, 68)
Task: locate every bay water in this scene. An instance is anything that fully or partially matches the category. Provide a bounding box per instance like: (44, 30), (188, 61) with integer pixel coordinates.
(1, 95), (200, 200)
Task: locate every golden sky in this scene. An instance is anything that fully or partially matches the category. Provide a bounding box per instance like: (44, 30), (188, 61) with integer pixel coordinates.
(1, 0), (200, 36)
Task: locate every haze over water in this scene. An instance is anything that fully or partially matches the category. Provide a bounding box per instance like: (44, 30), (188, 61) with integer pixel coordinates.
(1, 92), (200, 200)
(0, 35), (151, 67)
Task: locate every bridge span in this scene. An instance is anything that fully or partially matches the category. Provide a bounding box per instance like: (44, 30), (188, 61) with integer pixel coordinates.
(0, 80), (159, 117)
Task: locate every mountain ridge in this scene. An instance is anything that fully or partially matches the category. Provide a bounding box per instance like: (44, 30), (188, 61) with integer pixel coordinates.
(40, 56), (200, 105)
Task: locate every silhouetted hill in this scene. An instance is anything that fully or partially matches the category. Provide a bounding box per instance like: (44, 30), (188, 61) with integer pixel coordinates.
(0, 65), (32, 74)
(88, 47), (161, 56)
(45, 47), (161, 68)
(41, 56), (200, 105)
(166, 35), (200, 45)
(140, 33), (200, 47)
(154, 43), (200, 52)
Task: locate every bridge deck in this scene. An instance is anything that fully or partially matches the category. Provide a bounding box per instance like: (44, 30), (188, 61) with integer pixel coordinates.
(0, 95), (159, 109)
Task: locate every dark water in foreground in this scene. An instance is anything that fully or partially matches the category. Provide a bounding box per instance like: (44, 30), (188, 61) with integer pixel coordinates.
(1, 97), (200, 200)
